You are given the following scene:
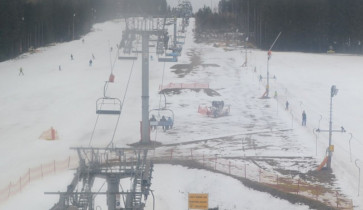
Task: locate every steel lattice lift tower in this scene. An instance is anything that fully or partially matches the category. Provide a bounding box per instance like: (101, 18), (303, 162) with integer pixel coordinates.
(46, 147), (153, 210)
(46, 17), (169, 210)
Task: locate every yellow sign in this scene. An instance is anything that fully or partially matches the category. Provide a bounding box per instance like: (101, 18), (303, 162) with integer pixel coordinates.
(188, 193), (208, 209)
(329, 145), (334, 152)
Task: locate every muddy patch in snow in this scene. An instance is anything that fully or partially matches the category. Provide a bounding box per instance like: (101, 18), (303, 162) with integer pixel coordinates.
(160, 88), (220, 96)
(170, 49), (219, 78)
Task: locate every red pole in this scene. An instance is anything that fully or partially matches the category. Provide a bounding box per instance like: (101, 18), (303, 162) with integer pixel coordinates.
(140, 121), (142, 141)
(8, 182), (11, 198)
(51, 127), (55, 140)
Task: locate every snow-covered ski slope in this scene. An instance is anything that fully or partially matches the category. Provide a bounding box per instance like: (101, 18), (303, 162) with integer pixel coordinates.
(0, 17), (362, 209)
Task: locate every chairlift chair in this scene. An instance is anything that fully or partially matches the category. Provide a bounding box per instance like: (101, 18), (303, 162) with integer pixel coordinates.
(96, 81), (122, 115)
(118, 47), (138, 60)
(96, 98), (122, 115)
(158, 56), (177, 62)
(149, 108), (174, 129)
(118, 38), (138, 60)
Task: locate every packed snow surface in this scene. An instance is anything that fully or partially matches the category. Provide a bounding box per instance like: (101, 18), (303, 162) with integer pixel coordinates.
(0, 17), (362, 209)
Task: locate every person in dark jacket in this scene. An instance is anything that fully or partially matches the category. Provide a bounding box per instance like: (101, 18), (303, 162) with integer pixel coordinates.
(150, 115), (157, 130)
(160, 116), (167, 131)
(302, 110), (307, 126)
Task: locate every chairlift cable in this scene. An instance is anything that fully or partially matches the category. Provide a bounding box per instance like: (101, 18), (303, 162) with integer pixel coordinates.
(158, 61), (166, 110)
(107, 59), (136, 148)
(153, 61), (167, 142)
(88, 44), (122, 146)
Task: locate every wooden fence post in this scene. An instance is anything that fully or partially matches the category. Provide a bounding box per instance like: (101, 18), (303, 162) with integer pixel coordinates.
(297, 179), (300, 195)
(336, 191), (339, 208)
(229, 161), (231, 174)
(214, 158), (217, 170)
(8, 182), (11, 198)
(259, 169), (261, 182)
(202, 154), (204, 167)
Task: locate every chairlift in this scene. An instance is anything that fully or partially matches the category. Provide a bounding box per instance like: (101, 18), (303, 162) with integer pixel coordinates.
(165, 51), (179, 57)
(169, 45), (182, 55)
(158, 56), (178, 62)
(96, 81), (122, 115)
(176, 40), (185, 45)
(149, 108), (174, 129)
(118, 47), (138, 60)
(118, 39), (138, 60)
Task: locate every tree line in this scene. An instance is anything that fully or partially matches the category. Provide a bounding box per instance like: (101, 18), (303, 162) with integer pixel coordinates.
(196, 0), (363, 53)
(0, 0), (167, 61)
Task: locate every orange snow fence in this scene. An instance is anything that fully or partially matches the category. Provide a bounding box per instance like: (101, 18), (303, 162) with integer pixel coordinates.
(39, 127), (59, 140)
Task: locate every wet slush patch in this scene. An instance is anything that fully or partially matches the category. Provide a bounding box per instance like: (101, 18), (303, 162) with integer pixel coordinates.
(160, 88), (220, 97)
(170, 49), (219, 78)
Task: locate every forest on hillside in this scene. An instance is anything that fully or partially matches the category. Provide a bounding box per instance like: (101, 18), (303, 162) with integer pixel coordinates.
(0, 0), (168, 61)
(196, 0), (363, 53)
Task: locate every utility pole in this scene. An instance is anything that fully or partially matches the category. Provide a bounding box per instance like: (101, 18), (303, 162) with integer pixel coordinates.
(327, 85), (339, 168)
(121, 18), (166, 144)
(316, 85), (345, 169)
(262, 32), (281, 98)
(141, 33), (150, 144)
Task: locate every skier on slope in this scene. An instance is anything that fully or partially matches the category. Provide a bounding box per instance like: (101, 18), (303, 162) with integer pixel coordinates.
(302, 110), (307, 126)
(19, 67), (24, 76)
